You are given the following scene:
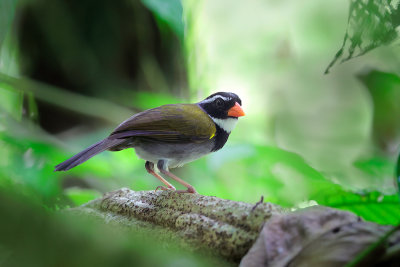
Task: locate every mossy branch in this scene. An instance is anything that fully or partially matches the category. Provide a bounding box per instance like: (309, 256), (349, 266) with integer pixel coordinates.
(69, 188), (400, 265)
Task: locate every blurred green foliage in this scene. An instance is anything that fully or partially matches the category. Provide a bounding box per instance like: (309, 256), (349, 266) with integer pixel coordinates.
(142, 0), (184, 40)
(1, 0), (400, 264)
(357, 70), (400, 153)
(0, 0), (17, 49)
(0, 187), (228, 267)
(397, 158), (400, 201)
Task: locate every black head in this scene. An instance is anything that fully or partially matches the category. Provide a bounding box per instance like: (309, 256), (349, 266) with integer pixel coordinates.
(198, 92), (244, 119)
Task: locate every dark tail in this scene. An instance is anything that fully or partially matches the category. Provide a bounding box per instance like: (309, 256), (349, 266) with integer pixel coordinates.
(54, 138), (124, 171)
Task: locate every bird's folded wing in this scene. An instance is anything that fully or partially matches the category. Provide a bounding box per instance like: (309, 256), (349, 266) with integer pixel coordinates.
(109, 104), (216, 143)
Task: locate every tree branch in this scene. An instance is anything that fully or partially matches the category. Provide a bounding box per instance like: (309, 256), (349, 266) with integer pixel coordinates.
(69, 188), (400, 265)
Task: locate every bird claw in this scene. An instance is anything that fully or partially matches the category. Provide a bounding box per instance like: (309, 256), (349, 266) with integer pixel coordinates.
(176, 186), (197, 194)
(154, 186), (197, 194)
(155, 185), (175, 192)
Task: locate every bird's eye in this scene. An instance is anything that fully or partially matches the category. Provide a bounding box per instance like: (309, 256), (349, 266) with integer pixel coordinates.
(215, 98), (224, 107)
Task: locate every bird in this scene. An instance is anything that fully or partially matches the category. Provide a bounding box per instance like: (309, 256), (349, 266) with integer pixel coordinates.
(54, 92), (245, 193)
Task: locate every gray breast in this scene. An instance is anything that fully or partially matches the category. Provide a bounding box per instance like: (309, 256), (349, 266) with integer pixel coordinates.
(133, 139), (215, 168)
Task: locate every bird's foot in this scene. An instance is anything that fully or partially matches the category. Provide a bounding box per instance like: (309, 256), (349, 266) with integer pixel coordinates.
(176, 186), (197, 194)
(155, 185), (176, 192)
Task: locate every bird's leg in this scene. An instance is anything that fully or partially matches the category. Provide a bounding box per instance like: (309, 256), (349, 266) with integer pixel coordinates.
(145, 161), (176, 191)
(157, 160), (197, 194)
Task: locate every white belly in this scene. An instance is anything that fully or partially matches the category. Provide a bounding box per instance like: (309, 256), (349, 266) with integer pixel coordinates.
(134, 141), (214, 169)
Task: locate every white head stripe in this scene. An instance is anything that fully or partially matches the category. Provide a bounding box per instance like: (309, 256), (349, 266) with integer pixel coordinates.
(201, 95), (232, 104)
(210, 116), (238, 133)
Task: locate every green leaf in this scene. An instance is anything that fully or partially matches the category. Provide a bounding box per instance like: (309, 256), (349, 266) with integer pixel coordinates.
(325, 0), (400, 73)
(141, 0), (184, 40)
(323, 192), (400, 225)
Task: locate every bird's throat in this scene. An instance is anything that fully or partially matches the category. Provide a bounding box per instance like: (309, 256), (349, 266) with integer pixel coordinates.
(210, 117), (238, 133)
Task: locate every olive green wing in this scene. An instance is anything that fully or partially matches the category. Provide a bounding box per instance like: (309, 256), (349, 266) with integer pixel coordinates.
(109, 104), (216, 143)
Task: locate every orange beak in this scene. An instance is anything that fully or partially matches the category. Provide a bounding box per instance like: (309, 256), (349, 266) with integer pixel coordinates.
(227, 102), (245, 117)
